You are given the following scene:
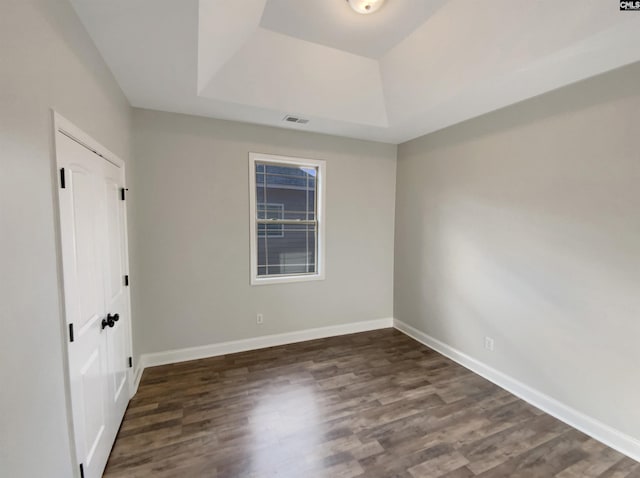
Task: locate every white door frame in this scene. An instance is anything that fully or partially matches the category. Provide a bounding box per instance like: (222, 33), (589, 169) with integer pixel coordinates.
(52, 111), (135, 477)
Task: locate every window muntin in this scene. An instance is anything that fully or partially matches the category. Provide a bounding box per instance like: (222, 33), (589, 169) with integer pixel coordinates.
(249, 154), (325, 285)
(257, 203), (284, 238)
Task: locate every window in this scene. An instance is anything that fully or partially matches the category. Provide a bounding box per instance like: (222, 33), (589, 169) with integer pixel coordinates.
(249, 153), (325, 285)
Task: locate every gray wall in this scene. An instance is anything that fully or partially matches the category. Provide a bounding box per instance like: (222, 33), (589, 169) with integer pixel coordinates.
(0, 1), (132, 476)
(131, 109), (396, 355)
(395, 62), (640, 441)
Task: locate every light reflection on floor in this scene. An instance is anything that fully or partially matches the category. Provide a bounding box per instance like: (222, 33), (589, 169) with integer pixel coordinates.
(248, 384), (322, 475)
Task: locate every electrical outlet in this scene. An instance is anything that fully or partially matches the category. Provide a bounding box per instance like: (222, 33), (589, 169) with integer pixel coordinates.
(484, 336), (495, 351)
(256, 313), (264, 325)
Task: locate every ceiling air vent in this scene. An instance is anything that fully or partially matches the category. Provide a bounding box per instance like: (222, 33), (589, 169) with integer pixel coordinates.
(283, 115), (309, 125)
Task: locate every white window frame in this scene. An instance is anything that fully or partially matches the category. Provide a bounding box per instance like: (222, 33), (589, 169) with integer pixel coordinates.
(249, 152), (326, 286)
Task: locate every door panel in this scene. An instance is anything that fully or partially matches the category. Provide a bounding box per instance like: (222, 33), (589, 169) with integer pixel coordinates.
(102, 165), (130, 421)
(80, 349), (106, 464)
(70, 167), (103, 332)
(58, 135), (111, 478)
(105, 179), (123, 302)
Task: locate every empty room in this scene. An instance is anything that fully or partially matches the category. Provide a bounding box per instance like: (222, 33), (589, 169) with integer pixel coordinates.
(2, 0), (640, 477)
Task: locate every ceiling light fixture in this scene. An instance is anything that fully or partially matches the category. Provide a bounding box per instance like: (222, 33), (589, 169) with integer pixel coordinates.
(346, 0), (386, 15)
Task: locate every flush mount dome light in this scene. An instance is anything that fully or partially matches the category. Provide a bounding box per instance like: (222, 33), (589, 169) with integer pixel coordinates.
(346, 0), (386, 14)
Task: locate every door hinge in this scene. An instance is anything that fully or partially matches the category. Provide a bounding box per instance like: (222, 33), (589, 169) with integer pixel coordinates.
(124, 274), (129, 286)
(60, 168), (66, 189)
(69, 323), (75, 343)
(128, 356), (133, 368)
(120, 187), (128, 201)
(79, 463), (85, 478)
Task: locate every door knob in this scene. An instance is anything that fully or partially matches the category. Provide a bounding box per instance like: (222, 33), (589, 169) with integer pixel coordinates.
(101, 313), (119, 330)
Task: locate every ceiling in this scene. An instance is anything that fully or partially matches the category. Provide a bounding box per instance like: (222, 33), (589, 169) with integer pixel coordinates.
(70, 0), (640, 144)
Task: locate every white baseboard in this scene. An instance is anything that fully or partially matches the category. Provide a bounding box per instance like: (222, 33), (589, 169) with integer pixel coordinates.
(139, 317), (393, 370)
(393, 318), (640, 463)
(131, 361), (144, 396)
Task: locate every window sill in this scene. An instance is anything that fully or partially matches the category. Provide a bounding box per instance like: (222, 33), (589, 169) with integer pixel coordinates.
(251, 272), (325, 286)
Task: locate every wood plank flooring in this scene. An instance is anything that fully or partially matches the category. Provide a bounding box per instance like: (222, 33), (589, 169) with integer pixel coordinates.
(104, 329), (639, 477)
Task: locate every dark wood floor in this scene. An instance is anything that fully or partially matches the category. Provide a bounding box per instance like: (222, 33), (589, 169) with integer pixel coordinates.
(104, 329), (639, 477)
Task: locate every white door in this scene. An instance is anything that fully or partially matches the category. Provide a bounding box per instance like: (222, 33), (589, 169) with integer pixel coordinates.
(56, 127), (132, 478)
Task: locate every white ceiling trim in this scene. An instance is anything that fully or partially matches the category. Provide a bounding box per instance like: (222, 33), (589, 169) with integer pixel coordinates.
(199, 28), (389, 127)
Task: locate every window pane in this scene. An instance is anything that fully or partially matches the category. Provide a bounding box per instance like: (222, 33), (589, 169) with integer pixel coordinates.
(307, 189), (315, 221)
(256, 162), (316, 221)
(256, 175), (266, 206)
(256, 223), (316, 276)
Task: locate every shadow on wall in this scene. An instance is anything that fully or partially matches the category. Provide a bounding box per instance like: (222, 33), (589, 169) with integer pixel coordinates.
(407, 61), (640, 155)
